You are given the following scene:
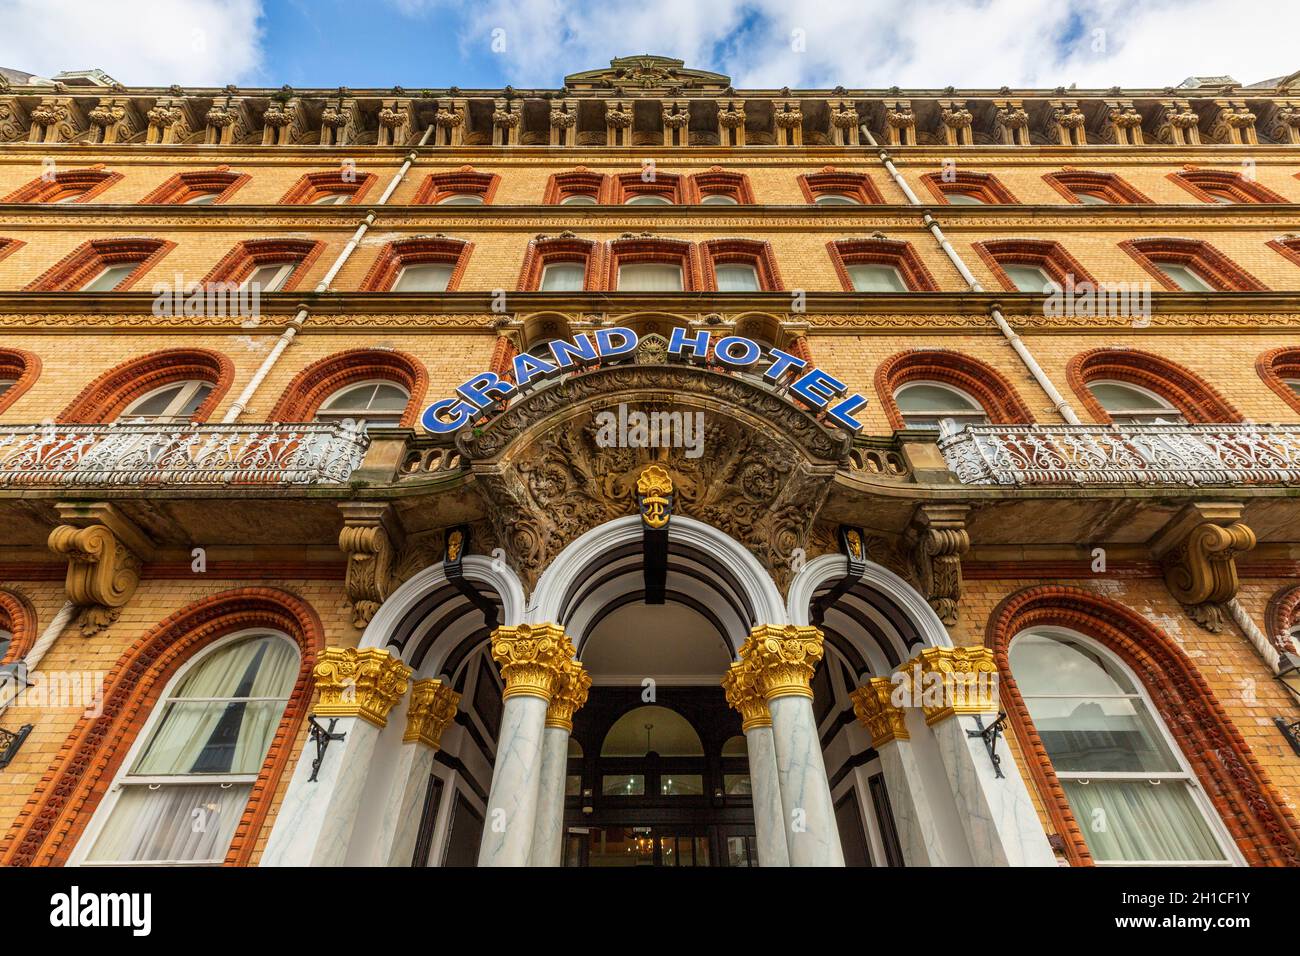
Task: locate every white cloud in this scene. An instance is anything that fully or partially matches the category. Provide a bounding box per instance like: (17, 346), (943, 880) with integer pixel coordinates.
(401, 0), (1300, 89)
(0, 0), (264, 86)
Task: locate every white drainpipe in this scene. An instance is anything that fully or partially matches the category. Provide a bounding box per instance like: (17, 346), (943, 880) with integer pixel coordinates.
(222, 123), (437, 423)
(860, 125), (1082, 425)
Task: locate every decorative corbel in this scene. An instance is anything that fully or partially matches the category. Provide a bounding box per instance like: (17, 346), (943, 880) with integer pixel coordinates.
(47, 503), (152, 637)
(906, 504), (970, 626)
(1101, 99), (1144, 145)
(261, 94), (309, 145)
(27, 96), (87, 144)
(992, 99), (1030, 145)
(1046, 99), (1087, 145)
(605, 99), (633, 146)
(1261, 99), (1300, 145)
(338, 502), (405, 629)
(381, 97), (419, 146)
(320, 96), (362, 147)
(661, 99), (690, 147)
(772, 98), (804, 146)
(204, 96), (255, 145)
(883, 98), (916, 146)
(145, 96), (199, 145)
(828, 98), (859, 146)
(492, 97), (521, 146)
(1208, 98), (1258, 145)
(1150, 503), (1256, 633)
(548, 98), (578, 146)
(937, 99), (973, 146)
(1157, 98), (1202, 145)
(0, 96), (30, 143)
(88, 97), (143, 144)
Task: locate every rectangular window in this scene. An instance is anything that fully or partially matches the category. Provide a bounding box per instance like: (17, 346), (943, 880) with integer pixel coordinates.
(79, 263), (137, 292)
(659, 774), (704, 796)
(393, 262), (453, 292)
(715, 263), (760, 292)
(539, 262), (586, 292)
(1153, 261), (1214, 292)
(601, 774), (645, 796)
(618, 263), (683, 292)
(848, 263), (908, 293)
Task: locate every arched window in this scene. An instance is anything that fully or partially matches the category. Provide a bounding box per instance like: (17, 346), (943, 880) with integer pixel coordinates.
(1087, 380), (1184, 425)
(894, 382), (990, 429)
(1042, 170), (1151, 205)
(700, 239), (783, 292)
(140, 170), (250, 205)
(1256, 346), (1300, 415)
(58, 348), (232, 424)
(543, 170), (607, 205)
(606, 238), (697, 292)
(599, 705), (706, 798)
(314, 381), (410, 428)
(828, 238), (938, 292)
(975, 239), (1097, 293)
(120, 380), (215, 423)
(76, 632), (300, 865)
(0, 347), (39, 415)
(798, 170), (883, 205)
(414, 168), (500, 205)
(26, 238), (175, 293)
(278, 170), (377, 206)
(920, 170), (1019, 205)
(610, 171), (683, 205)
(1008, 628), (1237, 865)
(361, 238), (472, 292)
(688, 169), (754, 204)
(3, 168), (123, 204)
(516, 237), (600, 292)
(1169, 169), (1286, 205)
(202, 239), (322, 294)
(1120, 238), (1266, 292)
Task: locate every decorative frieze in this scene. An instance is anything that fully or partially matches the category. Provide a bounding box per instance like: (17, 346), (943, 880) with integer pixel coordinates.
(403, 678), (461, 748)
(313, 646), (413, 728)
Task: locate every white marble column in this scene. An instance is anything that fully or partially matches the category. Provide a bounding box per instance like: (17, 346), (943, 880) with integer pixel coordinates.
(528, 658), (590, 866)
(262, 647), (412, 867)
(913, 647), (1056, 867)
(722, 658), (790, 866)
(477, 624), (575, 867)
(367, 679), (461, 867)
(744, 626), (844, 867)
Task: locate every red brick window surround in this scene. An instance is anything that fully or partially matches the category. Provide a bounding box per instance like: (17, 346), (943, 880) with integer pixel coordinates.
(58, 347), (234, 424)
(0, 237), (24, 266)
(1265, 585), (1300, 655)
(689, 169), (755, 205)
(920, 170), (1019, 205)
(987, 586), (1300, 868)
(2, 167), (122, 204)
(0, 588), (323, 868)
(1120, 237), (1267, 292)
(828, 238), (939, 292)
(202, 238), (322, 292)
(1267, 236), (1300, 278)
(610, 171), (684, 205)
(0, 347), (41, 415)
(278, 169), (378, 206)
(798, 169), (884, 205)
(699, 239), (783, 292)
(268, 349), (427, 427)
(875, 350), (1035, 430)
(517, 236), (603, 291)
(606, 237), (699, 291)
(1169, 168), (1287, 205)
(1067, 347), (1242, 424)
(1042, 170), (1152, 205)
(140, 168), (250, 205)
(360, 237), (473, 291)
(414, 167), (500, 205)
(25, 238), (175, 292)
(0, 589), (36, 666)
(1256, 347), (1300, 416)
(974, 239), (1098, 292)
(542, 169), (608, 205)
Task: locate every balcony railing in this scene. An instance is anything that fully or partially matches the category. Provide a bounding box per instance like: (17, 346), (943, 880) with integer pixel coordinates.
(0, 421), (369, 487)
(937, 423), (1300, 487)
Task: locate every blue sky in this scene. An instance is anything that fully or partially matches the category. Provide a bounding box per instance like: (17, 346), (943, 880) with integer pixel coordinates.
(2, 0), (1297, 91)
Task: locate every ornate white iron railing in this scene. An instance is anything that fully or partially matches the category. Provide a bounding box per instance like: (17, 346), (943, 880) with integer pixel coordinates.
(937, 423), (1300, 487)
(0, 421), (369, 487)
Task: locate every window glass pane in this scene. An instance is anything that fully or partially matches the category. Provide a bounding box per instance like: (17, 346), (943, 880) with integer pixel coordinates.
(1206, 192), (1236, 204)
(1154, 261), (1214, 292)
(814, 193), (858, 205)
(1286, 379), (1300, 397)
(618, 263), (683, 292)
(437, 194), (484, 205)
(715, 264), (760, 292)
(85, 783), (251, 864)
(601, 705), (704, 756)
(724, 773), (752, 795)
(311, 193), (349, 205)
(721, 734), (747, 757)
(185, 192), (220, 205)
(565, 775), (582, 797)
(124, 383), (190, 418)
(0, 628), (11, 660)
(244, 262), (294, 292)
(52, 191), (86, 204)
(602, 774), (645, 796)
(1023, 695), (1182, 774)
(1010, 632), (1136, 696)
(945, 192), (985, 205)
(321, 382), (409, 414)
(624, 194), (672, 205)
(1004, 264), (1060, 293)
(393, 263), (452, 292)
(847, 263), (907, 293)
(659, 774), (703, 796)
(1087, 381), (1172, 413)
(540, 262), (586, 291)
(1061, 780), (1227, 862)
(700, 194), (738, 205)
(1075, 191), (1110, 205)
(80, 264), (136, 292)
(896, 383), (982, 414)
(0, 379), (14, 397)
(559, 194), (597, 206)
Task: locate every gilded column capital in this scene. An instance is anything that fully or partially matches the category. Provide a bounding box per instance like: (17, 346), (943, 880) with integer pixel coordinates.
(490, 623), (574, 702)
(546, 659), (592, 731)
(313, 647), (413, 728)
(721, 659), (770, 730)
(850, 677), (909, 747)
(909, 646), (998, 725)
(404, 678), (461, 748)
(740, 625), (824, 701)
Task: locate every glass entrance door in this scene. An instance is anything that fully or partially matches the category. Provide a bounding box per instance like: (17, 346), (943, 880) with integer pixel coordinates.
(564, 825), (755, 867)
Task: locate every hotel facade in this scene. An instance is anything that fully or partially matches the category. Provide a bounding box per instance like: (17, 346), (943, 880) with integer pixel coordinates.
(0, 55), (1298, 868)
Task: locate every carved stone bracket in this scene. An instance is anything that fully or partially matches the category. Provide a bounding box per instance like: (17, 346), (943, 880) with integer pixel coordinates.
(46, 502), (152, 637)
(338, 502), (405, 629)
(906, 504), (970, 626)
(1150, 503), (1256, 633)
(28, 96), (87, 144)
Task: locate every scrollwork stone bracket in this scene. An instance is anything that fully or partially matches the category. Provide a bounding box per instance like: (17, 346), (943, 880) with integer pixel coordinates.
(906, 504), (971, 626)
(1150, 502), (1256, 633)
(47, 502), (151, 637)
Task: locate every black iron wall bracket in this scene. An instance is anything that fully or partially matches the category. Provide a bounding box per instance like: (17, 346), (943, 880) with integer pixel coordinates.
(307, 716), (346, 782)
(967, 712), (1009, 779)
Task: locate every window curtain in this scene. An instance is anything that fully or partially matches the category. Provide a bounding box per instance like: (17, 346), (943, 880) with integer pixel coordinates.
(540, 263), (586, 291)
(715, 265), (760, 292)
(1062, 779), (1226, 863)
(86, 783), (250, 863)
(619, 263), (683, 292)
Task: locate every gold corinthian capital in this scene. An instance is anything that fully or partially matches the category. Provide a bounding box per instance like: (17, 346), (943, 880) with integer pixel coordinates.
(546, 658), (592, 732)
(313, 647), (413, 728)
(740, 625), (825, 701)
(721, 658), (771, 730)
(910, 646), (998, 725)
(490, 623), (575, 702)
(850, 677), (909, 747)
(404, 678), (462, 748)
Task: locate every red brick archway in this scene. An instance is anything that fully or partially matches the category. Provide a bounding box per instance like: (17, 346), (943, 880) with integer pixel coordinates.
(268, 348), (428, 427)
(1256, 347), (1300, 416)
(57, 347), (234, 424)
(1067, 347), (1242, 424)
(987, 585), (1300, 867)
(0, 589), (37, 666)
(0, 347), (41, 416)
(874, 349), (1035, 430)
(0, 587), (324, 867)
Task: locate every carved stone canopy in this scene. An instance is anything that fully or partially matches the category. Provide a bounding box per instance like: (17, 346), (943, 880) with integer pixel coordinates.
(457, 362), (851, 591)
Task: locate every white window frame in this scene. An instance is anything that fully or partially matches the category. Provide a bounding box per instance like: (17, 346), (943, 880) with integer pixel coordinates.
(315, 380), (410, 427)
(1152, 260), (1215, 293)
(436, 193), (485, 206)
(847, 262), (909, 293)
(700, 193), (739, 205)
(944, 191), (986, 205)
(623, 194), (673, 206)
(67, 629), (298, 867)
(559, 194), (598, 206)
(240, 261), (297, 293)
(1088, 379), (1185, 425)
(1011, 626), (1244, 867)
(894, 382), (989, 430)
(184, 191), (221, 205)
(121, 380), (213, 423)
(392, 262), (453, 293)
(814, 193), (859, 206)
(1003, 262), (1062, 294)
(539, 262), (587, 292)
(79, 263), (138, 292)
